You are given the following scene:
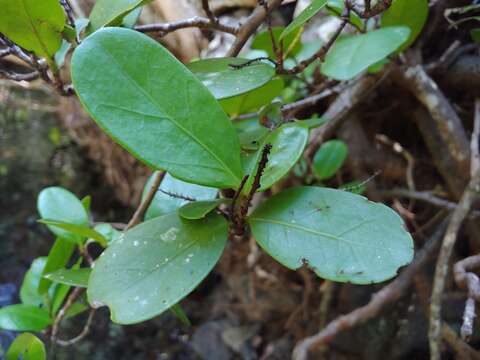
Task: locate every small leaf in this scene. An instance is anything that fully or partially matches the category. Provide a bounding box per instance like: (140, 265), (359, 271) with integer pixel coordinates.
(75, 18), (90, 39)
(6, 333), (46, 360)
(471, 28), (480, 43)
(300, 117), (327, 129)
(178, 199), (225, 220)
(326, 0), (363, 29)
(188, 57), (275, 100)
(87, 212), (227, 324)
(0, 305), (52, 332)
(249, 186), (414, 284)
(281, 0), (328, 40)
(243, 123), (309, 192)
(94, 223), (123, 244)
(0, 0), (66, 59)
(251, 26), (303, 59)
(37, 187), (89, 243)
(312, 139), (348, 180)
(144, 172), (218, 220)
(64, 302), (89, 319)
(122, 7), (142, 28)
(20, 257), (47, 307)
(38, 220), (107, 247)
(51, 283), (71, 315)
(321, 27), (410, 80)
(88, 0), (152, 32)
(54, 40), (72, 68)
(381, 0), (429, 52)
(45, 268), (91, 288)
(38, 238), (76, 294)
(234, 118), (270, 151)
(81, 195), (92, 213)
(170, 304), (191, 326)
(72, 28), (243, 189)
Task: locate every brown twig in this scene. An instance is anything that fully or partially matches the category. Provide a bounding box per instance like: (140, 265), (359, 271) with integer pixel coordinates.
(292, 220), (448, 360)
(0, 69), (39, 81)
(125, 171), (165, 230)
(60, 0), (76, 27)
(135, 16), (238, 36)
(471, 98), (480, 176)
(201, 0), (216, 23)
(51, 287), (85, 345)
(350, 0), (392, 18)
(55, 309), (96, 346)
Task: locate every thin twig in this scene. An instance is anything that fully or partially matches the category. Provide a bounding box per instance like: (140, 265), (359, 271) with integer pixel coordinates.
(201, 0), (217, 23)
(135, 16), (238, 36)
(60, 0), (76, 27)
(159, 189), (196, 202)
(471, 98), (480, 176)
(51, 287), (85, 345)
(55, 309), (96, 346)
(0, 69), (39, 81)
(125, 171), (165, 230)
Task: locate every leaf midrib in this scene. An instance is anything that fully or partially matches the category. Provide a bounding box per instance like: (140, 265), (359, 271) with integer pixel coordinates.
(20, 0), (52, 58)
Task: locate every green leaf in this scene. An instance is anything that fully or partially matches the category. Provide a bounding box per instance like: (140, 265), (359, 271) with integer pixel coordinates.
(312, 139), (348, 180)
(6, 333), (46, 360)
(471, 28), (480, 43)
(37, 187), (89, 243)
(44, 268), (91, 288)
(64, 302), (89, 319)
(178, 200), (225, 220)
(220, 77), (285, 116)
(144, 172), (218, 220)
(300, 117), (327, 129)
(122, 7), (142, 28)
(321, 27), (410, 80)
(234, 118), (270, 151)
(243, 123), (309, 192)
(72, 28), (243, 189)
(51, 283), (71, 315)
(75, 18), (90, 39)
(249, 186), (414, 284)
(94, 223), (123, 244)
(0, 0), (66, 59)
(38, 238), (76, 294)
(20, 258), (47, 307)
(251, 26), (303, 59)
(281, 0), (328, 40)
(54, 40), (71, 68)
(0, 305), (51, 332)
(38, 220), (107, 247)
(381, 0), (428, 52)
(87, 212), (227, 324)
(170, 304), (191, 326)
(326, 0), (363, 29)
(88, 0), (151, 32)
(187, 57), (275, 100)
(81, 195), (92, 213)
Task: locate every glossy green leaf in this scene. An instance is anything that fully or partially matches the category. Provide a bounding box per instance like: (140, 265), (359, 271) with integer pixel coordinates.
(312, 139), (348, 180)
(81, 195), (91, 213)
(381, 0), (428, 52)
(144, 172), (218, 220)
(188, 57), (275, 99)
(6, 333), (46, 360)
(38, 220), (107, 247)
(94, 223), (123, 244)
(51, 283), (71, 315)
(122, 7), (142, 28)
(281, 0), (328, 40)
(38, 238), (76, 294)
(321, 27), (410, 80)
(178, 199), (225, 220)
(20, 257), (47, 307)
(251, 27), (303, 59)
(243, 123), (309, 192)
(300, 117), (327, 129)
(37, 187), (89, 243)
(326, 0), (363, 29)
(234, 118), (270, 151)
(88, 0), (151, 31)
(0, 305), (51, 332)
(0, 0), (65, 59)
(72, 28), (243, 189)
(45, 268), (91, 288)
(88, 212), (227, 324)
(220, 77), (284, 116)
(249, 186), (414, 284)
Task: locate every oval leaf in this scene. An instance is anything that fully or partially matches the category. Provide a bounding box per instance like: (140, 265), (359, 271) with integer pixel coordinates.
(87, 212), (228, 324)
(312, 139), (348, 180)
(20, 257), (47, 307)
(72, 28), (243, 189)
(281, 0), (328, 40)
(188, 57), (275, 99)
(88, 0), (150, 31)
(249, 186), (414, 284)
(45, 268), (91, 288)
(0, 305), (51, 332)
(37, 187), (89, 243)
(6, 333), (46, 360)
(321, 27), (410, 80)
(0, 0), (65, 59)
(178, 199), (225, 220)
(144, 172), (218, 220)
(381, 0), (429, 52)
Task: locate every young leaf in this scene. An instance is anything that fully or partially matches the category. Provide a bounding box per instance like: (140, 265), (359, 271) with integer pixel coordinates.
(243, 123), (309, 192)
(37, 187), (89, 243)
(54, 40), (71, 68)
(326, 0), (363, 28)
(20, 257), (47, 307)
(0, 0), (66, 59)
(81, 195), (92, 213)
(38, 220), (108, 247)
(6, 333), (46, 360)
(178, 199), (225, 220)
(88, 0), (151, 31)
(312, 139), (348, 180)
(187, 57), (275, 99)
(0, 305), (51, 331)
(44, 268), (91, 288)
(300, 117), (328, 129)
(321, 27), (410, 80)
(234, 118), (270, 151)
(381, 0), (429, 52)
(94, 223), (123, 244)
(72, 28), (243, 189)
(170, 304), (191, 326)
(144, 172), (218, 220)
(38, 238), (76, 294)
(251, 27), (303, 59)
(280, 0), (328, 40)
(249, 187), (414, 284)
(122, 7), (142, 28)
(88, 212), (227, 324)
